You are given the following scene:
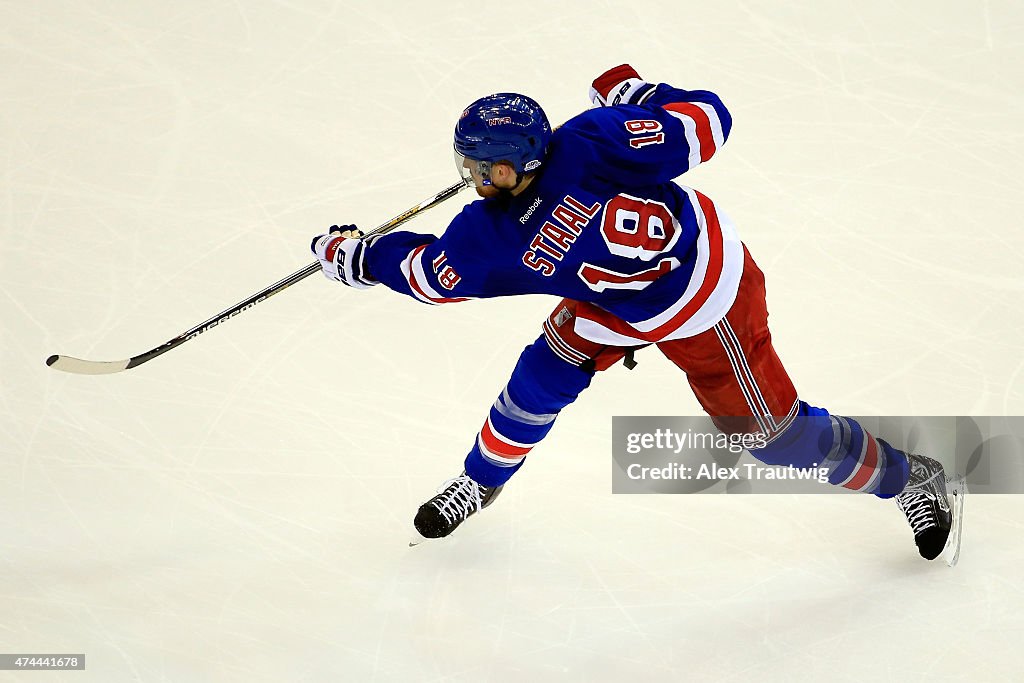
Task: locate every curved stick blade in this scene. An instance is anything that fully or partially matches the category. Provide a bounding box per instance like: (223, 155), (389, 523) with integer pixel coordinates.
(46, 354), (131, 375)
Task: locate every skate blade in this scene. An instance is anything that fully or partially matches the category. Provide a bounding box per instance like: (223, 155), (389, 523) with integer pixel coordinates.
(408, 529), (431, 547)
(942, 477), (967, 567)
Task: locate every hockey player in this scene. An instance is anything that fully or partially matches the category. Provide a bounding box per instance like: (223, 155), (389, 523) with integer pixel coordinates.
(310, 65), (963, 561)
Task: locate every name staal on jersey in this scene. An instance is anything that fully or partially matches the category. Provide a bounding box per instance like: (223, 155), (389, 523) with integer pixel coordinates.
(362, 82), (743, 346)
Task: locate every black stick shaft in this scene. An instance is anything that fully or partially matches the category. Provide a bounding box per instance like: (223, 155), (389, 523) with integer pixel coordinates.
(46, 179), (469, 374)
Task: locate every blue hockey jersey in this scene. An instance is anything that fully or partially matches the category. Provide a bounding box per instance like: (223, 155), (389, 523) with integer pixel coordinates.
(363, 83), (745, 345)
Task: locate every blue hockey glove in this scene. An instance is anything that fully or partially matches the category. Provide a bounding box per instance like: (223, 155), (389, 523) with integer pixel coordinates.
(310, 225), (378, 289)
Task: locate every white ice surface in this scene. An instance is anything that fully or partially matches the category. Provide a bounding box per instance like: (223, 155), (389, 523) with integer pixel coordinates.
(2, 1), (1023, 681)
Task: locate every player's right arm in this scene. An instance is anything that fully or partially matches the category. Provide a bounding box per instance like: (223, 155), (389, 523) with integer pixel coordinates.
(567, 64), (733, 186)
(362, 229), (478, 305)
(311, 204), (516, 305)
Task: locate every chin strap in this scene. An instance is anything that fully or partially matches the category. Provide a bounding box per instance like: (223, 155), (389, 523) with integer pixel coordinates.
(494, 173), (526, 198)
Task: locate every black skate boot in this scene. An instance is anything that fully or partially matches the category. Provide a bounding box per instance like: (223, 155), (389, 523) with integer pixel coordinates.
(411, 472), (503, 544)
(895, 454), (965, 564)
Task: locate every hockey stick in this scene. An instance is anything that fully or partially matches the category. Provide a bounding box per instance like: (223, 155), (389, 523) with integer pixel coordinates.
(46, 178), (470, 375)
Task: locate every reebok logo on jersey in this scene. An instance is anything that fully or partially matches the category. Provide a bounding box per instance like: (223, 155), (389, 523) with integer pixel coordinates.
(519, 197), (543, 224)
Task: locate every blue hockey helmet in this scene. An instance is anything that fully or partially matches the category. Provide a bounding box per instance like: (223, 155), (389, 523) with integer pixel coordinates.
(454, 93), (552, 186)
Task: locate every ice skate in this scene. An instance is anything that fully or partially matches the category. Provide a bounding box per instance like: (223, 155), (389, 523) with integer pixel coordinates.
(895, 454), (966, 566)
(409, 472), (503, 545)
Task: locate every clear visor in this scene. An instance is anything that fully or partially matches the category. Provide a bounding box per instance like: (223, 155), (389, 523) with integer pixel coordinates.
(454, 149), (492, 186)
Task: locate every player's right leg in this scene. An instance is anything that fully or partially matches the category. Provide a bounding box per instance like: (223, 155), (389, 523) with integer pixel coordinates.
(411, 337), (588, 541)
(413, 300), (632, 541)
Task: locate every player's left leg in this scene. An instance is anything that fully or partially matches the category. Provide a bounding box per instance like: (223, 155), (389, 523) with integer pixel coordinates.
(413, 300), (635, 540)
(655, 246), (963, 560)
(657, 245), (911, 497)
(660, 245), (965, 559)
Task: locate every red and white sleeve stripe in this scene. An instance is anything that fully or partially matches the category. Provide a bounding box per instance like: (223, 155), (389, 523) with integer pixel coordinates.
(662, 102), (728, 171)
(399, 245), (474, 305)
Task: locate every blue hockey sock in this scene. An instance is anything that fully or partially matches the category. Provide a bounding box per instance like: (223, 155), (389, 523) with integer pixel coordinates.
(749, 402), (910, 498)
(464, 336), (593, 487)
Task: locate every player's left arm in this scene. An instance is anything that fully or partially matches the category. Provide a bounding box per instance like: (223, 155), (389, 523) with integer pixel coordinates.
(582, 63), (733, 183)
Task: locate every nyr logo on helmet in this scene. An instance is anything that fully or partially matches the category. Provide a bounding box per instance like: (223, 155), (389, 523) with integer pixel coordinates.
(486, 116), (512, 126)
